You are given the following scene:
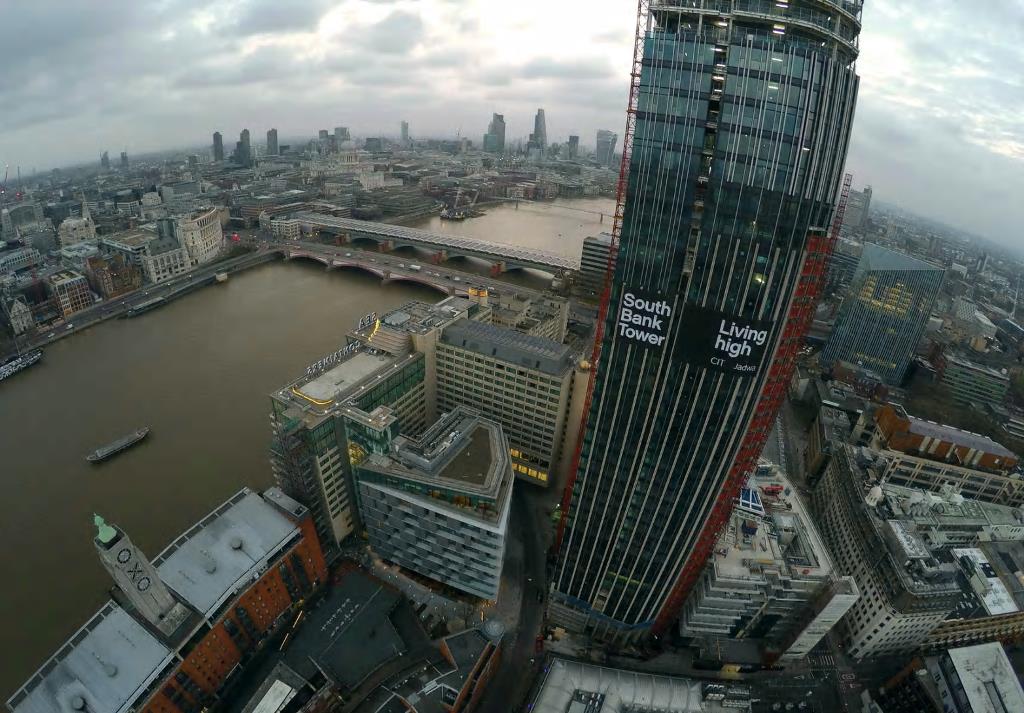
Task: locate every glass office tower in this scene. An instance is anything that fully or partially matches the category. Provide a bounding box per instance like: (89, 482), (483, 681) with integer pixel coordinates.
(552, 1), (862, 639)
(822, 243), (944, 385)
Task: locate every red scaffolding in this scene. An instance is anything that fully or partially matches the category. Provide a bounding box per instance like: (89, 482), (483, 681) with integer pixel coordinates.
(651, 172), (854, 635)
(555, 0), (651, 552)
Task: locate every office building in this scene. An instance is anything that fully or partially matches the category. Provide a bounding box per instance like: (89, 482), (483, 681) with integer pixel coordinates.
(354, 407), (514, 600)
(234, 128), (251, 166)
(814, 446), (966, 660)
(269, 299), (482, 554)
(48, 270), (92, 318)
(529, 658), (751, 712)
(822, 244), (945, 385)
(7, 487), (327, 713)
(119, 151), (128, 168)
(266, 127), (278, 156)
(579, 232), (614, 294)
(484, 113), (505, 154)
(551, 0), (861, 640)
(938, 353), (1010, 408)
(175, 206), (224, 266)
(679, 468), (858, 662)
(870, 643), (1024, 713)
(595, 129), (617, 167)
(212, 130), (224, 161)
(86, 253), (142, 299)
(843, 185), (872, 231)
(868, 404), (1022, 506)
(436, 317), (588, 486)
(827, 241), (862, 292)
(57, 201), (96, 248)
(100, 150), (110, 170)
(400, 120), (410, 145)
(334, 126), (350, 145)
(566, 134), (579, 159)
(529, 108), (547, 152)
(0, 246), (41, 274)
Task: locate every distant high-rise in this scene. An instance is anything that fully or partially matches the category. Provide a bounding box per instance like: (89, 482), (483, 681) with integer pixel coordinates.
(120, 151), (128, 169)
(212, 131), (224, 162)
(567, 135), (580, 160)
(532, 108), (547, 148)
(551, 0), (862, 641)
(236, 128), (252, 166)
(318, 129), (329, 141)
(335, 126), (350, 145)
(484, 113), (506, 154)
(822, 244), (944, 385)
(595, 129), (618, 167)
(100, 151), (110, 170)
(266, 128), (279, 156)
(843, 185), (872, 231)
(400, 120), (410, 145)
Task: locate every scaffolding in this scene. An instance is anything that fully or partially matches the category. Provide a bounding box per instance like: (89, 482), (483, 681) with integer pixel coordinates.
(555, 0), (651, 551)
(652, 173), (854, 635)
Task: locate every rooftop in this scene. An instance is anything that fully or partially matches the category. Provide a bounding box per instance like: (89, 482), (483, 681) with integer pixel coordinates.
(441, 318), (572, 376)
(904, 414), (1016, 460)
(7, 602), (174, 713)
(152, 488), (300, 618)
(860, 243), (944, 273)
(281, 571), (405, 689)
(529, 658), (713, 713)
(943, 643), (1024, 713)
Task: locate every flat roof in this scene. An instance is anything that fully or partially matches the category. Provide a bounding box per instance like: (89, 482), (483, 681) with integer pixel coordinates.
(7, 603), (175, 713)
(861, 243), (944, 273)
(530, 658), (708, 713)
(294, 350), (395, 404)
(283, 571), (404, 689)
(946, 643), (1024, 713)
(154, 489), (299, 618)
(436, 426), (492, 487)
(441, 318), (572, 377)
(952, 548), (1018, 616)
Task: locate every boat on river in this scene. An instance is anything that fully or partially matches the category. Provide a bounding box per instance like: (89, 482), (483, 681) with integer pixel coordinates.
(86, 427), (150, 463)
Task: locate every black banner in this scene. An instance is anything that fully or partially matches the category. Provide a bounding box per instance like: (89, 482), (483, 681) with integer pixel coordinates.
(679, 306), (773, 377)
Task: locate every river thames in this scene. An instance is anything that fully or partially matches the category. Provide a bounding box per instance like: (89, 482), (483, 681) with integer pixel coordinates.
(0, 197), (613, 695)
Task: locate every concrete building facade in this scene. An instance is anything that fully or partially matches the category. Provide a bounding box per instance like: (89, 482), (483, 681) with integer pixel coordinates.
(354, 408), (514, 600)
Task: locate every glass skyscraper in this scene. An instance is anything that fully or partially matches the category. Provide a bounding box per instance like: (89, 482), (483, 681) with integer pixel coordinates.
(551, 1), (862, 639)
(822, 243), (944, 385)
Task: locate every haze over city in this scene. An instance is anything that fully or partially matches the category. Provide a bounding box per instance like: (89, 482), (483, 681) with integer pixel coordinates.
(0, 0), (1021, 246)
(4, 2), (1024, 713)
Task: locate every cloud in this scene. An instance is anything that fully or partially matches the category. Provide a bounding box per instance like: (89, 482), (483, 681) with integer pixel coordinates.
(0, 0), (1019, 250)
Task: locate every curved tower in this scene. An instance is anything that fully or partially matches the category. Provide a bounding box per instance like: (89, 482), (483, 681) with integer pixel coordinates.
(552, 0), (862, 639)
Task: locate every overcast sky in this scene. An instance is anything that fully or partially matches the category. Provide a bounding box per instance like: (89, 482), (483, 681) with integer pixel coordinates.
(0, 0), (1020, 247)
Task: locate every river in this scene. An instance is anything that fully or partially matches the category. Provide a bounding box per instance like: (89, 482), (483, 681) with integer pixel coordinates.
(0, 197), (614, 695)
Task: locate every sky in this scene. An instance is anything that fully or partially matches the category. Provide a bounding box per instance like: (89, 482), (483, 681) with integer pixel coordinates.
(0, 0), (1020, 247)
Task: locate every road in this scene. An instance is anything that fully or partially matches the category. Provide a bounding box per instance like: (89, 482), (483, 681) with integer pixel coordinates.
(5, 248), (277, 360)
(477, 487), (553, 713)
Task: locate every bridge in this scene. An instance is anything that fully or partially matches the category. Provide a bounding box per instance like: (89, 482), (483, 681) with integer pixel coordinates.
(290, 212), (579, 275)
(272, 242), (547, 299)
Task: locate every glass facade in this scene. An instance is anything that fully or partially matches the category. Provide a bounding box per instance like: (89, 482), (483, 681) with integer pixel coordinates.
(552, 2), (861, 637)
(822, 244), (944, 385)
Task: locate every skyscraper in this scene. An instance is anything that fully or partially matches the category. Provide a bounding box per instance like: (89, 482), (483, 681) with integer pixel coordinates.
(484, 113), (505, 153)
(100, 151), (110, 170)
(266, 127), (279, 156)
(822, 244), (944, 385)
(236, 128), (251, 166)
(212, 131), (224, 162)
(595, 129), (618, 167)
(528, 108), (547, 156)
(551, 1), (861, 640)
(335, 126), (350, 145)
(400, 120), (410, 145)
(120, 151), (128, 168)
(567, 135), (580, 160)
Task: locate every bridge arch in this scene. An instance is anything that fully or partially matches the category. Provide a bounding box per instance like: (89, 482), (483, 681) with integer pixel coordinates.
(383, 274), (451, 294)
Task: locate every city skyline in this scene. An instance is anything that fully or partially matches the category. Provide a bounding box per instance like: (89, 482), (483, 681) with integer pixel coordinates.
(0, 1), (1020, 248)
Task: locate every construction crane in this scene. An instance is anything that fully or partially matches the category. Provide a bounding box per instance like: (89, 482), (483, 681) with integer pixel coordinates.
(555, 0), (652, 551)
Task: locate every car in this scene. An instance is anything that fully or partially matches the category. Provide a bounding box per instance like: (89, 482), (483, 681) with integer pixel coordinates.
(345, 252), (352, 257)
(46, 333), (55, 339)
(65, 324), (73, 330)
